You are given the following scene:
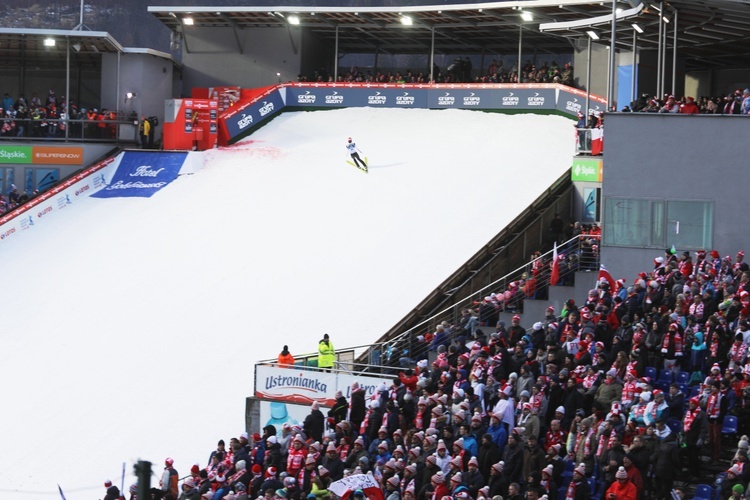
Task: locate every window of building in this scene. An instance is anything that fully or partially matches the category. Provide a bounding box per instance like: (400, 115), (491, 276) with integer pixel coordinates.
(603, 198), (712, 249)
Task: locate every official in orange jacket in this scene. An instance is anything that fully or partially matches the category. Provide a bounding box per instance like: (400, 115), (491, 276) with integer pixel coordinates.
(277, 345), (295, 367)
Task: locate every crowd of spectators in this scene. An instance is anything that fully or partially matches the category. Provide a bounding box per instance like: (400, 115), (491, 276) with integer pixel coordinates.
(0, 89), (121, 139)
(300, 60), (574, 86)
(128, 244), (750, 500)
(623, 90), (750, 115)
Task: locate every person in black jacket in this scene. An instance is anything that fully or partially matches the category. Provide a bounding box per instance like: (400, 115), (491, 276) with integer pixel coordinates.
(321, 442), (345, 481)
(264, 436), (284, 472)
(501, 432), (524, 484)
(328, 390), (348, 426)
(681, 396), (708, 477)
(650, 430), (680, 500)
(303, 402), (325, 443)
(349, 383), (367, 436)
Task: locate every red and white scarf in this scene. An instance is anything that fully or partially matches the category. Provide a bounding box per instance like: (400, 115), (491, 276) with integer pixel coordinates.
(622, 381), (637, 405)
(707, 392), (721, 419)
(566, 479), (582, 500)
(414, 410), (425, 431)
(730, 342), (747, 363)
(683, 407), (700, 432)
(661, 331), (683, 355)
(575, 428), (594, 456)
(582, 373), (598, 390)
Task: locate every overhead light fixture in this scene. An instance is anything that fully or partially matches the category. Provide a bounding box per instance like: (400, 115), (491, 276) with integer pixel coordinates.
(663, 16), (670, 23)
(586, 30), (600, 39)
(126, 92), (137, 99)
(632, 23), (643, 33)
(43, 38), (55, 47)
(478, 8), (483, 12)
(616, 8), (623, 14)
(183, 17), (194, 25)
(400, 15), (413, 25)
(288, 15), (300, 25)
(521, 11), (534, 21)
(72, 43), (81, 52)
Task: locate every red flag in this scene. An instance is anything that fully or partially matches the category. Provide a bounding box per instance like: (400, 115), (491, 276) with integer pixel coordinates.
(591, 127), (603, 155)
(598, 264), (616, 291)
(550, 242), (560, 286)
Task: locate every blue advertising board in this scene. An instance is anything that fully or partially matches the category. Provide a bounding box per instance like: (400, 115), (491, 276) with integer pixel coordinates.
(91, 152), (187, 198)
(285, 88), (349, 108)
(223, 90), (285, 139)
(556, 89), (605, 116)
(427, 88), (498, 109)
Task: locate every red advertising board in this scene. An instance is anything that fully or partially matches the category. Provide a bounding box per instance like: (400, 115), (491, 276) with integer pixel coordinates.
(163, 98), (218, 151)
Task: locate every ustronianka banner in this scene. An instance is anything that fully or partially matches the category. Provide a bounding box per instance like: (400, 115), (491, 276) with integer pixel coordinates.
(91, 152), (187, 198)
(254, 365), (392, 407)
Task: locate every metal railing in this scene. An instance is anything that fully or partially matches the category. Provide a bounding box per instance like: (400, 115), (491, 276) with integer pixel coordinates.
(374, 233), (601, 370)
(254, 232), (601, 377)
(0, 117), (140, 143)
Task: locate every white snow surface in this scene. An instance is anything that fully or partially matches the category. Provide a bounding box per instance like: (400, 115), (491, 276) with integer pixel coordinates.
(0, 107), (573, 498)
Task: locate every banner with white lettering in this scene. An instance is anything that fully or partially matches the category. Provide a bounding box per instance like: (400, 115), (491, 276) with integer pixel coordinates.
(91, 152), (188, 198)
(254, 364), (393, 407)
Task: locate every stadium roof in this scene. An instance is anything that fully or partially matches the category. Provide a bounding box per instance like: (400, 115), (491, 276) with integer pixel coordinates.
(148, 1), (750, 71)
(0, 28), (174, 70)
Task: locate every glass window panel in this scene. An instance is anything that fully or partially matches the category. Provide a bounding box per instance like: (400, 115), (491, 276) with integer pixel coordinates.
(652, 201), (665, 248)
(667, 201), (713, 250)
(604, 198), (650, 247)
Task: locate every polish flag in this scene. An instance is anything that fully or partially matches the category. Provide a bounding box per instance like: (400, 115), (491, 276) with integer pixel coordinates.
(550, 242), (560, 286)
(598, 264), (616, 291)
(591, 127), (604, 155)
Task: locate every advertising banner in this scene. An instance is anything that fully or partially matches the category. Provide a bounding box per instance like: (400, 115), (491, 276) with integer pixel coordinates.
(32, 146), (84, 165)
(0, 146), (32, 164)
(0, 156), (116, 243)
(557, 88), (607, 116)
(427, 88), (498, 109)
(285, 87), (350, 108)
(254, 364), (392, 407)
(0, 146), (84, 165)
(223, 90), (285, 139)
(571, 157), (603, 182)
(259, 400), (322, 436)
(91, 152), (187, 198)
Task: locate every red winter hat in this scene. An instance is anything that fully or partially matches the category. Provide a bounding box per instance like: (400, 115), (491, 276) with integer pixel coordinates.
(191, 464), (200, 475)
(711, 250), (720, 259)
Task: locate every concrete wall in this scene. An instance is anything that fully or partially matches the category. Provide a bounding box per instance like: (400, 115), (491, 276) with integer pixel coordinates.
(573, 40), (613, 99)
(600, 113), (750, 280)
(101, 52), (174, 143)
(180, 27), (303, 90)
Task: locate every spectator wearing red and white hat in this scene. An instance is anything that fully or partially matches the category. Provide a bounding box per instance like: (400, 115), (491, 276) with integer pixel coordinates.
(509, 315), (525, 346)
(103, 480), (121, 500)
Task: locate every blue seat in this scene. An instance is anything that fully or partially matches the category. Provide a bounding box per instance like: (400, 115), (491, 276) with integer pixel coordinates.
(679, 383), (689, 395)
(676, 371), (690, 384)
(588, 478), (598, 495)
(658, 369), (674, 384)
(645, 366), (657, 381)
(561, 460), (575, 485)
(694, 484), (713, 500)
(689, 385), (701, 398)
(721, 415), (738, 436)
(557, 486), (568, 500)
